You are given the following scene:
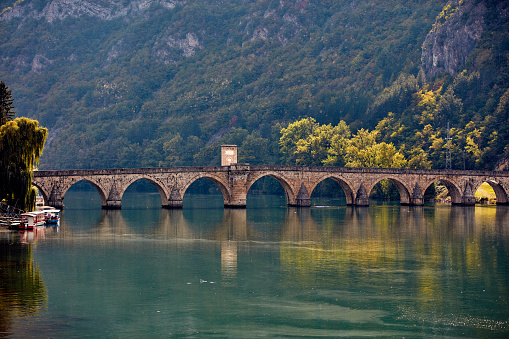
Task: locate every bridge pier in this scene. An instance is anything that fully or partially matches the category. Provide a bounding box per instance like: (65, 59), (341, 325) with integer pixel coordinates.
(294, 199), (311, 207)
(355, 183), (369, 206)
(48, 186), (65, 209)
(224, 203), (247, 208)
(164, 189), (183, 209)
(225, 164), (249, 208)
(103, 184), (122, 209)
(410, 183), (424, 206)
(164, 200), (183, 209)
(295, 183), (311, 207)
(224, 197), (247, 208)
(410, 198), (424, 206)
(103, 200), (122, 209)
(49, 198), (65, 210)
(461, 183), (476, 206)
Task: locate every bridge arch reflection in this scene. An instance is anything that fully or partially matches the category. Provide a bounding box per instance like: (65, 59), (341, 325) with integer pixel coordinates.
(54, 202), (509, 247)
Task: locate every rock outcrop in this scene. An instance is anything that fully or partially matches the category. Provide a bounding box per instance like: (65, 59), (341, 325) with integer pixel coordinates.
(421, 0), (486, 79)
(153, 32), (203, 64)
(0, 0), (188, 71)
(0, 0), (185, 23)
(494, 158), (509, 171)
(0, 0), (316, 72)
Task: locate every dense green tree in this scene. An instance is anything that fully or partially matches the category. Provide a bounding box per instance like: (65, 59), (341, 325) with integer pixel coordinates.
(343, 129), (407, 169)
(375, 112), (407, 145)
(294, 121), (350, 166)
(162, 133), (184, 167)
(368, 74), (419, 124)
(279, 118), (318, 165)
(280, 120), (409, 170)
(406, 147), (432, 169)
(239, 131), (271, 165)
(0, 117), (47, 211)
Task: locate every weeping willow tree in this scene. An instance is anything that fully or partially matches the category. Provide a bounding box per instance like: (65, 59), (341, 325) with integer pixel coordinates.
(0, 118), (47, 211)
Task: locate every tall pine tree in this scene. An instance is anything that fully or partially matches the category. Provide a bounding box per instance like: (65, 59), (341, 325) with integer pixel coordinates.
(0, 81), (15, 126)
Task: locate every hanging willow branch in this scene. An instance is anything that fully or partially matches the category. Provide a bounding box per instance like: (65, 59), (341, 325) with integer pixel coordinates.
(0, 117), (47, 211)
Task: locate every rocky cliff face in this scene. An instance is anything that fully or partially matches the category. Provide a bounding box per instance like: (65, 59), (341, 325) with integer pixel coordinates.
(0, 0), (185, 23)
(421, 0), (486, 79)
(0, 0), (189, 71)
(1, 0), (310, 69)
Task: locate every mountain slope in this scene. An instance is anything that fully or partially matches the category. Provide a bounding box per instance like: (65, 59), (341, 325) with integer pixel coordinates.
(1, 0), (506, 170)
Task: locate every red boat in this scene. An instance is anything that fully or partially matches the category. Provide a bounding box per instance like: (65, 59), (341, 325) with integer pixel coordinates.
(19, 211), (46, 229)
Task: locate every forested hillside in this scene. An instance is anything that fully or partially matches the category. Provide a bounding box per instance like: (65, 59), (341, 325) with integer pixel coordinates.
(0, 0), (507, 170)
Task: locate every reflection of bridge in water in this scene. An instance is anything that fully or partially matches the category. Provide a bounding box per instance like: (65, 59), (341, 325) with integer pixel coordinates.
(34, 165), (509, 209)
(57, 206), (509, 244)
(56, 206), (509, 283)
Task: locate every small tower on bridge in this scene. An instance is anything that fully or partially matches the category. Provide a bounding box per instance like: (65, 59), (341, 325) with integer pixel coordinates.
(221, 145), (237, 166)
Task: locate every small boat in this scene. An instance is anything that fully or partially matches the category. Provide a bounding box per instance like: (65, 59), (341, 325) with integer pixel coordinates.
(43, 209), (60, 225)
(0, 217), (22, 229)
(20, 211), (47, 229)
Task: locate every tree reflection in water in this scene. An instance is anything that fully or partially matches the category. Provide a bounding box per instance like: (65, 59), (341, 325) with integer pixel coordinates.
(0, 234), (47, 336)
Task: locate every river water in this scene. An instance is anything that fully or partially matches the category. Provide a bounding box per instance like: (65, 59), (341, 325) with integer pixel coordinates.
(1, 190), (508, 337)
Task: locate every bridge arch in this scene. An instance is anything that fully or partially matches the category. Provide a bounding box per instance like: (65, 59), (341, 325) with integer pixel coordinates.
(181, 174), (231, 206)
(308, 175), (355, 205)
(32, 182), (50, 206)
(246, 172), (297, 206)
(422, 178), (463, 204)
(119, 176), (169, 208)
(33, 166), (509, 209)
(365, 176), (412, 205)
(63, 178), (108, 207)
(473, 179), (509, 205)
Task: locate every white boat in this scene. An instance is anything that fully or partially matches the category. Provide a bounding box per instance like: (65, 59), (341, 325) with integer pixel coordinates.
(20, 211), (46, 229)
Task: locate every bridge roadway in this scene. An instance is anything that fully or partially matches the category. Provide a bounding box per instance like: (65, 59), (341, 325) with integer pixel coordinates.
(33, 164), (509, 209)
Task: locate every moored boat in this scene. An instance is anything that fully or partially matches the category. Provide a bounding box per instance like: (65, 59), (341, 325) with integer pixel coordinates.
(0, 217), (22, 229)
(20, 211), (46, 229)
(43, 209), (60, 225)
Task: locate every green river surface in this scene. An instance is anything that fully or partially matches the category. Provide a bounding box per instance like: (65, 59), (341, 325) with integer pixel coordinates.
(1, 190), (508, 338)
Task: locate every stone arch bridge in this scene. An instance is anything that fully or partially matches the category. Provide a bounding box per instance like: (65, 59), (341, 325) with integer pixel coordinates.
(33, 165), (509, 209)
